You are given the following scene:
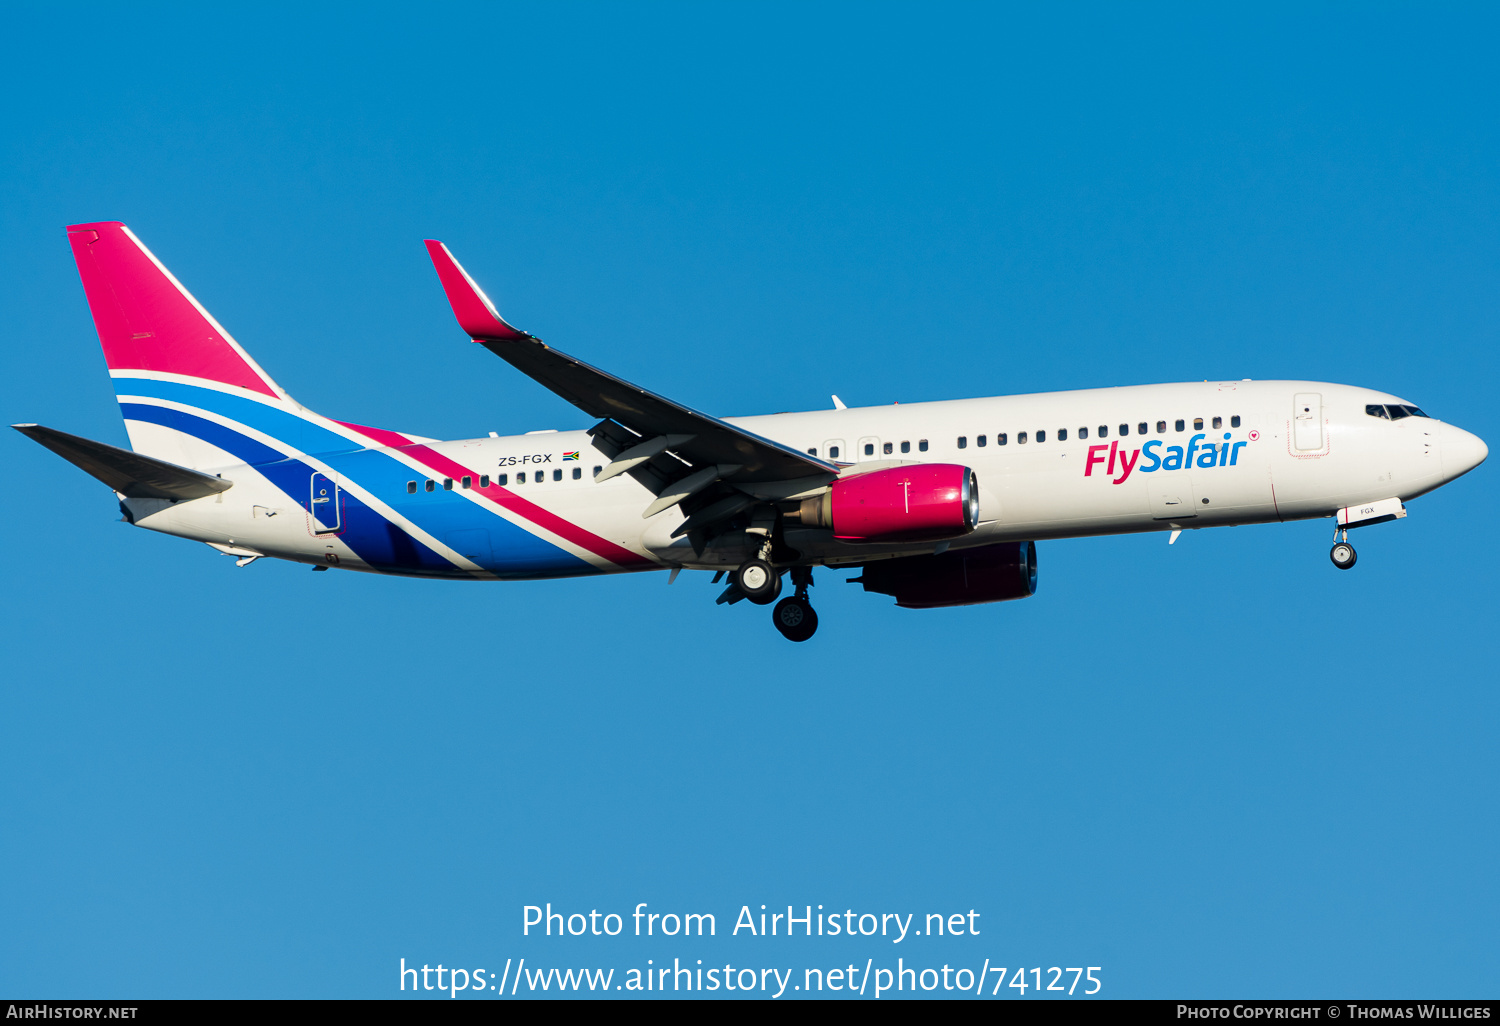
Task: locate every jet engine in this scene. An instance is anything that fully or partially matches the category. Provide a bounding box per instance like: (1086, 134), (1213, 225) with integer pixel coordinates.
(853, 541), (1037, 608)
(790, 464), (979, 543)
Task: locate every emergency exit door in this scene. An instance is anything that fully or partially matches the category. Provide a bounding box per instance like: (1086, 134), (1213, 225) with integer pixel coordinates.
(309, 473), (341, 533)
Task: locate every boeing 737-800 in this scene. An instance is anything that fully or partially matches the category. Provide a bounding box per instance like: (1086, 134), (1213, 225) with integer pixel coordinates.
(16, 222), (1488, 640)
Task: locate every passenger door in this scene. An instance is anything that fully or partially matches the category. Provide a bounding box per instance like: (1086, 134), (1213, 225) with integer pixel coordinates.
(309, 472), (341, 534)
(1293, 393), (1323, 451)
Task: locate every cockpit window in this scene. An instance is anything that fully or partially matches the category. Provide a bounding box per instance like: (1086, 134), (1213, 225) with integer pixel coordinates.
(1387, 405), (1410, 420)
(1403, 405), (1429, 418)
(1366, 404), (1389, 419)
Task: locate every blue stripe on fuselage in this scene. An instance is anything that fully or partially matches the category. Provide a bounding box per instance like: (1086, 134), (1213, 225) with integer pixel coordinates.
(118, 400), (595, 579)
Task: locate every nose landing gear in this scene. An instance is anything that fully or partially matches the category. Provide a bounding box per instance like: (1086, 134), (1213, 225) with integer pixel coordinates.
(772, 566), (818, 642)
(1330, 527), (1357, 570)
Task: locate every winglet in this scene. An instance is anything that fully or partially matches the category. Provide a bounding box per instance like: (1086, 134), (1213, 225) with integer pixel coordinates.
(423, 240), (531, 341)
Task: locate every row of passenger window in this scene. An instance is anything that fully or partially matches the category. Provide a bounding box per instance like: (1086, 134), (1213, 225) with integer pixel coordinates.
(405, 466), (600, 493)
(958, 415), (1242, 448)
(806, 416), (1242, 459)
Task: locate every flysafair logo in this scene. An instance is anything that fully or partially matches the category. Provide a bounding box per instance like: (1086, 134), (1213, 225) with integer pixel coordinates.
(1084, 433), (1251, 485)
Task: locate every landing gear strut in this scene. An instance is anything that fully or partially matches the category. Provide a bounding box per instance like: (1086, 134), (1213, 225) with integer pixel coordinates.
(1330, 527), (1357, 570)
(773, 566), (818, 642)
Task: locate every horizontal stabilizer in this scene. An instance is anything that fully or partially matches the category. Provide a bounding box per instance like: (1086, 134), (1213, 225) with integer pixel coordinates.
(13, 424), (233, 500)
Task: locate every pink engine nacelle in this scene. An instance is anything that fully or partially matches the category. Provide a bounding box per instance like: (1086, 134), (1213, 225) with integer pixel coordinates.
(794, 464), (979, 543)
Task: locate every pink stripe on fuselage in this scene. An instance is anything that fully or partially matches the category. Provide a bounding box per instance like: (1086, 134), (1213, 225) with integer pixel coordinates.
(337, 422), (654, 569)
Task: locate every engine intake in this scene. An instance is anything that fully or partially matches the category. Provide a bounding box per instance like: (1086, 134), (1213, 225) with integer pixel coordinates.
(854, 541), (1037, 608)
(792, 464), (979, 543)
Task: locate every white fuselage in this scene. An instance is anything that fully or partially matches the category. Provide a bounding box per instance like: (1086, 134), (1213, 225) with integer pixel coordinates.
(128, 379), (1485, 578)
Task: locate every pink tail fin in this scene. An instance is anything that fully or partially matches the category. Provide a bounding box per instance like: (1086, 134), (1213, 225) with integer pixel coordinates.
(67, 222), (284, 398)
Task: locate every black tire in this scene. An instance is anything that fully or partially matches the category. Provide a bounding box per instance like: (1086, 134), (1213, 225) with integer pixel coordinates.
(773, 597), (818, 642)
(736, 558), (782, 605)
(1330, 542), (1357, 570)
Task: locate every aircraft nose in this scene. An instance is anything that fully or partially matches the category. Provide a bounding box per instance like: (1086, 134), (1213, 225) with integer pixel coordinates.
(1441, 423), (1488, 480)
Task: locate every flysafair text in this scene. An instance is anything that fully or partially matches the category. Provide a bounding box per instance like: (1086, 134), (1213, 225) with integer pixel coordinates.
(1085, 433), (1253, 484)
(18, 223), (1487, 640)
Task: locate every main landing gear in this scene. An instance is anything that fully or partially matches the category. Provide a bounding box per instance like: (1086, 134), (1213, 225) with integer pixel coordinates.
(772, 566), (818, 642)
(1330, 527), (1357, 570)
(735, 558), (782, 604)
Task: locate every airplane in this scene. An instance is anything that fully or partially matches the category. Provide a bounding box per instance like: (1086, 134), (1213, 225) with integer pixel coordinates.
(16, 221), (1488, 641)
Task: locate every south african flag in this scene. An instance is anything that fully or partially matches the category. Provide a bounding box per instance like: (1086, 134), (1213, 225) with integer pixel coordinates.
(562, 451), (580, 461)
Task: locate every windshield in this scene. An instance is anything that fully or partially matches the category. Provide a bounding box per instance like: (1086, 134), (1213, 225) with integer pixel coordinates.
(1367, 403), (1429, 420)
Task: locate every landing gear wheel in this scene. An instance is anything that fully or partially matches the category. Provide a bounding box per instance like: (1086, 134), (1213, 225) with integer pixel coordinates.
(736, 558), (782, 605)
(1330, 541), (1357, 570)
(773, 596), (818, 642)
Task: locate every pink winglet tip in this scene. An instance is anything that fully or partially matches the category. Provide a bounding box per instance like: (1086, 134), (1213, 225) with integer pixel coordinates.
(423, 239), (529, 341)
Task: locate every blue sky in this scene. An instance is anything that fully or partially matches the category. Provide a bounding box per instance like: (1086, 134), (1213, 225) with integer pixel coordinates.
(2, 2), (1496, 999)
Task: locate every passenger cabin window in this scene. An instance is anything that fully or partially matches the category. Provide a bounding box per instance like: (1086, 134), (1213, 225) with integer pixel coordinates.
(1231, 415), (1241, 427)
(1194, 418), (1204, 430)
(497, 473), (508, 486)
(1156, 421), (1166, 434)
(1212, 416), (1222, 429)
(406, 481), (417, 494)
(1058, 428), (1068, 441)
(1018, 432), (1028, 444)
(462, 475), (472, 489)
(1099, 425), (1108, 437)
(976, 435), (987, 447)
(807, 447), (817, 456)
(997, 433), (1007, 445)
(592, 466), (601, 477)
(918, 439), (929, 452)
(572, 467), (582, 479)
(1366, 404), (1389, 419)
(1137, 423), (1147, 435)
(883, 441), (893, 454)
(900, 441), (910, 454)
(517, 472), (526, 483)
(480, 475), (490, 488)
(424, 479), (435, 492)
(554, 469), (563, 481)
(1175, 419), (1185, 432)
(864, 443), (875, 456)
(829, 445), (840, 459)
(1036, 430), (1046, 443)
(957, 436), (967, 449)
(443, 478), (454, 490)
(1079, 427), (1088, 439)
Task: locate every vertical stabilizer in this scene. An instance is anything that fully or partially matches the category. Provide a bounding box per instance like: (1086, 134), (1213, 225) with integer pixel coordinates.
(66, 222), (295, 466)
